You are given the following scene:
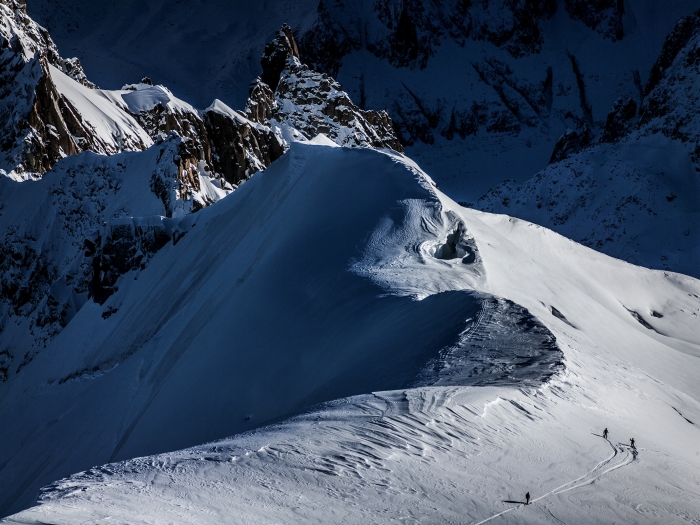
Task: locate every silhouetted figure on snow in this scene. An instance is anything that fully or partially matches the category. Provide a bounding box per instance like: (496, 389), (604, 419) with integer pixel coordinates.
(603, 428), (608, 439)
(525, 492), (530, 505)
(630, 438), (636, 449)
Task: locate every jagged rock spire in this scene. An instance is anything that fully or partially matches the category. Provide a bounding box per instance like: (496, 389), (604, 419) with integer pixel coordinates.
(260, 24), (300, 91)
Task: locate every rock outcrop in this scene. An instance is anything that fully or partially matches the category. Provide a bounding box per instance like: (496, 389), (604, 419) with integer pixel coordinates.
(549, 125), (592, 164)
(0, 0), (150, 179)
(205, 101), (285, 186)
(299, 0), (559, 76)
(601, 97), (637, 143)
(260, 24), (299, 91)
(258, 25), (404, 152)
(639, 9), (700, 160)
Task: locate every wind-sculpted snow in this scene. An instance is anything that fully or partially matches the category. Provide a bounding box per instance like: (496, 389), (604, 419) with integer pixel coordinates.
(422, 296), (564, 388)
(3, 142), (700, 522)
(0, 143), (558, 516)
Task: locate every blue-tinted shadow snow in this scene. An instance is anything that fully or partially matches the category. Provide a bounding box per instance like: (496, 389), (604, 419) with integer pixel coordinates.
(0, 144), (562, 517)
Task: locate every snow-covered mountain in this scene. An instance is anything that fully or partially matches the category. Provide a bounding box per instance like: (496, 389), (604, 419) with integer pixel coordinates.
(1, 1), (699, 523)
(0, 2), (405, 388)
(24, 0), (700, 280)
(27, 0), (698, 194)
(478, 9), (700, 278)
(2, 140), (700, 524)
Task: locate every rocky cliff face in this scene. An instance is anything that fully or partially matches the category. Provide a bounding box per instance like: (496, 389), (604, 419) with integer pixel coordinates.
(300, 0), (559, 76)
(258, 25), (404, 152)
(639, 9), (700, 160)
(565, 0), (625, 41)
(0, 135), (218, 382)
(0, 0), (150, 179)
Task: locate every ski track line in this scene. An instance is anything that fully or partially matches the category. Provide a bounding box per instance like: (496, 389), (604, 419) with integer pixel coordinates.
(471, 440), (635, 525)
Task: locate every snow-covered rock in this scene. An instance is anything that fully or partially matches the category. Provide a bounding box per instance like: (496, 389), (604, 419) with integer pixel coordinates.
(25, 0), (700, 200)
(0, 9), (407, 387)
(477, 9), (700, 278)
(255, 25), (403, 152)
(0, 135), (231, 384)
(0, 0), (151, 179)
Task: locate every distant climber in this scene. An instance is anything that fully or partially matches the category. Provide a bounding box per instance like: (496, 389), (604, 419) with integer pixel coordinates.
(603, 428), (608, 439)
(630, 438), (636, 449)
(525, 492), (530, 505)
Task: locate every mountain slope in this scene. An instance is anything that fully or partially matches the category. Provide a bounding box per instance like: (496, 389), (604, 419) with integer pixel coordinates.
(2, 141), (700, 523)
(477, 9), (700, 278)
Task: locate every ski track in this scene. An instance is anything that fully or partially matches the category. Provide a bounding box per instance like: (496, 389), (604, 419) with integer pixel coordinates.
(472, 439), (637, 525)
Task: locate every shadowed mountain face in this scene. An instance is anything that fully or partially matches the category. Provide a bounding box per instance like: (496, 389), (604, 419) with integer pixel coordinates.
(0, 142), (563, 517)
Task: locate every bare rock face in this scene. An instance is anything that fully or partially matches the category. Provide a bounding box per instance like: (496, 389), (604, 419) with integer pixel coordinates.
(0, 0), (72, 177)
(0, 0), (148, 179)
(205, 104), (284, 186)
(260, 24), (299, 91)
(90, 217), (171, 305)
(134, 102), (212, 165)
(245, 78), (278, 125)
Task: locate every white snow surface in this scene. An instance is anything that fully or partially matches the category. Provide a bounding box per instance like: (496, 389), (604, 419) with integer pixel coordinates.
(48, 64), (153, 153)
(108, 83), (198, 117)
(2, 142), (700, 523)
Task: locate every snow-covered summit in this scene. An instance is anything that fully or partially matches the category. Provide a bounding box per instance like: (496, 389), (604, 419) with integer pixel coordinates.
(249, 24), (403, 152)
(0, 0), (151, 179)
(0, 10), (409, 385)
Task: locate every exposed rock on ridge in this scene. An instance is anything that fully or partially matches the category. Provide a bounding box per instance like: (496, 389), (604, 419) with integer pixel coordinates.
(0, 0), (149, 178)
(258, 25), (404, 152)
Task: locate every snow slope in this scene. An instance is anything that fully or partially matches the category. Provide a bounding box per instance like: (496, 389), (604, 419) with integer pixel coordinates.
(2, 141), (700, 522)
(477, 9), (700, 279)
(0, 136), (228, 386)
(48, 64), (153, 154)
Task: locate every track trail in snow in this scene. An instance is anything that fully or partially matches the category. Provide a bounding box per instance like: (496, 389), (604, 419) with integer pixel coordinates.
(472, 438), (637, 525)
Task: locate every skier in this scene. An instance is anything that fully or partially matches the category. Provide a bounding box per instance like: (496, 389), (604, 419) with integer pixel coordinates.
(525, 492), (530, 505)
(630, 438), (636, 449)
(603, 428), (608, 439)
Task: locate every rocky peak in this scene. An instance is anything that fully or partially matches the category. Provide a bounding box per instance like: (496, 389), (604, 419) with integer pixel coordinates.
(254, 25), (403, 152)
(0, 1), (150, 179)
(273, 58), (403, 151)
(245, 78), (278, 125)
(61, 56), (95, 88)
(260, 24), (299, 91)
